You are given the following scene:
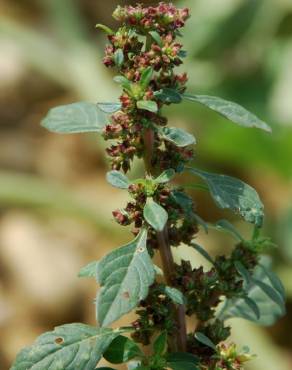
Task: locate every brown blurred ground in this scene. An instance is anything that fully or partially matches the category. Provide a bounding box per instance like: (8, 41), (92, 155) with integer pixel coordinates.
(0, 1), (292, 369)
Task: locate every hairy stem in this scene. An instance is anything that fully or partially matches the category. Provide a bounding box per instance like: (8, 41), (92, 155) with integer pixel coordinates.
(143, 128), (187, 352)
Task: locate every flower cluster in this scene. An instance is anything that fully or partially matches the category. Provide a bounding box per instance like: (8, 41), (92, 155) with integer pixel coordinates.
(210, 343), (255, 370)
(113, 3), (190, 34)
(131, 283), (177, 345)
(112, 181), (199, 250)
(174, 244), (258, 322)
(102, 2), (192, 173)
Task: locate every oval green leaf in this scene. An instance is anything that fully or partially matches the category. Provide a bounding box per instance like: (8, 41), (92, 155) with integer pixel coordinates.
(161, 127), (196, 147)
(106, 170), (130, 189)
(164, 286), (185, 305)
(97, 229), (155, 326)
(11, 324), (123, 370)
(137, 100), (158, 113)
(103, 335), (143, 364)
(154, 169), (176, 184)
(155, 88), (182, 104)
(186, 168), (264, 227)
(183, 94), (271, 133)
(41, 102), (108, 134)
(194, 332), (216, 350)
(143, 199), (168, 231)
(97, 102), (122, 114)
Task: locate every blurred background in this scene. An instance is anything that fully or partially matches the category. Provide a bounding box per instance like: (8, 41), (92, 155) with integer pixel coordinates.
(0, 0), (292, 368)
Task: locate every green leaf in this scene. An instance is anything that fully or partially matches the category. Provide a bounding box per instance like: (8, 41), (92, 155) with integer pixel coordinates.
(190, 243), (214, 265)
(95, 23), (114, 35)
(114, 76), (132, 93)
(218, 263), (286, 326)
(160, 127), (196, 147)
(41, 102), (108, 134)
(155, 88), (182, 104)
(97, 368), (116, 370)
(171, 191), (193, 215)
(114, 49), (124, 66)
(97, 102), (122, 114)
(183, 94), (272, 133)
(78, 261), (98, 278)
(149, 31), (163, 47)
(97, 229), (155, 326)
(194, 332), (217, 350)
(193, 214), (208, 234)
(164, 287), (185, 305)
(186, 168), (264, 227)
(154, 169), (176, 184)
(143, 199), (168, 231)
(213, 219), (244, 241)
(166, 352), (199, 370)
(139, 67), (153, 90)
(153, 332), (167, 355)
(137, 100), (158, 113)
(234, 261), (252, 284)
(106, 170), (130, 189)
(103, 335), (143, 364)
(11, 324), (123, 370)
(244, 297), (260, 320)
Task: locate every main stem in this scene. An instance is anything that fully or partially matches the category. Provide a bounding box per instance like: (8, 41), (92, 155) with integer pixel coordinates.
(143, 128), (187, 352)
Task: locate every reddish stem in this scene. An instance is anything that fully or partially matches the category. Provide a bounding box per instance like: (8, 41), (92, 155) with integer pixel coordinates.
(143, 127), (187, 352)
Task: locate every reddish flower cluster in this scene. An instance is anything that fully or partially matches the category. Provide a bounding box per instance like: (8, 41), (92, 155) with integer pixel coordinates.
(113, 3), (190, 33)
(102, 2), (192, 173)
(111, 181), (199, 250)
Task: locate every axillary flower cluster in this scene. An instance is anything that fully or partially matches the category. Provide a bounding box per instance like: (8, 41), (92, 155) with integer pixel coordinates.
(11, 3), (285, 370)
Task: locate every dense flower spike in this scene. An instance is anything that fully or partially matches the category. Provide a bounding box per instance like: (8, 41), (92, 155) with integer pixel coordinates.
(102, 3), (191, 173)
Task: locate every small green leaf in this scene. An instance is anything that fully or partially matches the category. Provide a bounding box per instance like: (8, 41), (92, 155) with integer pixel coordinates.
(186, 168), (264, 227)
(194, 332), (217, 350)
(154, 169), (176, 184)
(244, 297), (260, 320)
(97, 102), (122, 114)
(103, 335), (143, 364)
(149, 31), (163, 47)
(171, 191), (193, 214)
(114, 76), (132, 93)
(155, 88), (182, 104)
(143, 199), (168, 231)
(41, 102), (108, 134)
(97, 228), (155, 326)
(166, 352), (199, 370)
(11, 324), (123, 370)
(234, 261), (252, 284)
(95, 23), (114, 35)
(114, 49), (124, 66)
(183, 94), (272, 133)
(78, 261), (98, 278)
(139, 67), (153, 90)
(106, 170), (130, 189)
(137, 100), (158, 113)
(161, 127), (196, 147)
(153, 332), (167, 355)
(164, 287), (185, 305)
(97, 368), (116, 370)
(213, 219), (244, 241)
(190, 243), (214, 265)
